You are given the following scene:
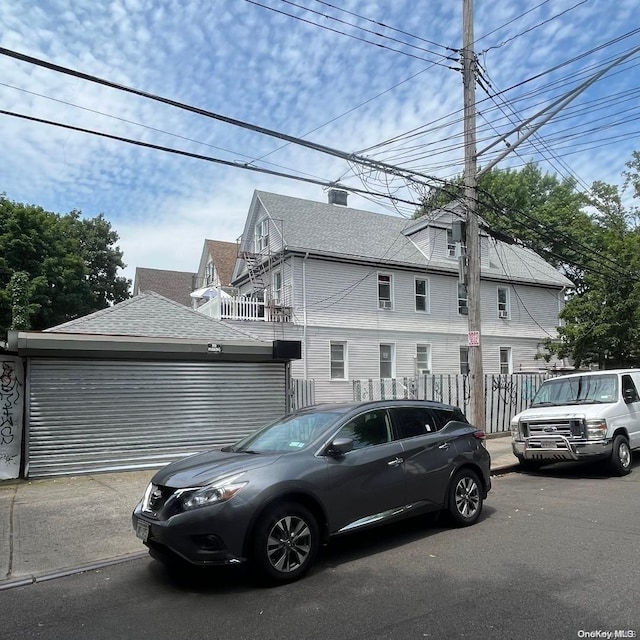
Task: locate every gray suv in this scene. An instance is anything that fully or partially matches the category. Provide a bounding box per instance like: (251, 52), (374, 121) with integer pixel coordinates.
(132, 400), (491, 584)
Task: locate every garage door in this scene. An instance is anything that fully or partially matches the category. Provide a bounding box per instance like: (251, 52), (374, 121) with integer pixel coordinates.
(27, 359), (287, 477)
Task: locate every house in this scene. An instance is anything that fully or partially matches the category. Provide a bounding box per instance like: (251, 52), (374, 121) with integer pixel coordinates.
(133, 266), (196, 307)
(6, 292), (300, 478)
(193, 189), (573, 403)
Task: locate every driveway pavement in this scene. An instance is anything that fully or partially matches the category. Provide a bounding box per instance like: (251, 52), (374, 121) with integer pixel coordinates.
(0, 434), (518, 590)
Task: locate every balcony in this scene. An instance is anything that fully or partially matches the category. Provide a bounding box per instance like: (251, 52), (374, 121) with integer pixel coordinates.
(192, 287), (291, 323)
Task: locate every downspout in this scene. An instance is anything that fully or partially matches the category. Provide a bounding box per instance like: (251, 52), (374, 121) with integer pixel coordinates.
(302, 252), (309, 380)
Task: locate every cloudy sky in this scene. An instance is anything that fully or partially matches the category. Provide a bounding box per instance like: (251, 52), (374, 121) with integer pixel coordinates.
(1, 0), (639, 282)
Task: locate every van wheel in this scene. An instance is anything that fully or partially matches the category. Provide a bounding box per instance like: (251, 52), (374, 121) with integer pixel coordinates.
(609, 435), (632, 476)
(251, 502), (319, 585)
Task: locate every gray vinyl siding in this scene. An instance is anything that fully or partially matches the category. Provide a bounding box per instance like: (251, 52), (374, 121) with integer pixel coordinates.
(292, 257), (560, 336)
(26, 359), (286, 478)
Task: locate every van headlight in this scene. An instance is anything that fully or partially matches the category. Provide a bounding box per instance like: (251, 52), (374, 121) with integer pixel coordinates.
(510, 418), (521, 440)
(585, 419), (607, 440)
(180, 473), (248, 510)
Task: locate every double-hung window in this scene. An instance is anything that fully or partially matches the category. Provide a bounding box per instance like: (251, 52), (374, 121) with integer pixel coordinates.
(500, 347), (512, 374)
(446, 228), (457, 258)
(498, 287), (510, 319)
(330, 342), (347, 380)
(379, 344), (395, 378)
(460, 346), (470, 375)
(416, 344), (431, 375)
(378, 273), (393, 310)
(271, 270), (282, 303)
(415, 277), (430, 313)
(255, 218), (269, 251)
(458, 284), (468, 315)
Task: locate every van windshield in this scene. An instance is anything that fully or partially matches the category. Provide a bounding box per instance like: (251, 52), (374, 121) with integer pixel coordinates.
(531, 374), (618, 407)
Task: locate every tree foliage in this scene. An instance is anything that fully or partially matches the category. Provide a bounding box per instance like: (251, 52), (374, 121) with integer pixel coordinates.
(0, 195), (131, 338)
(417, 161), (640, 369)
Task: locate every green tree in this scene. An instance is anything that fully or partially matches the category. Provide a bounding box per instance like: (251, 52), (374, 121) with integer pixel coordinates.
(418, 162), (640, 369)
(0, 195), (131, 337)
(546, 180), (640, 368)
(417, 163), (598, 289)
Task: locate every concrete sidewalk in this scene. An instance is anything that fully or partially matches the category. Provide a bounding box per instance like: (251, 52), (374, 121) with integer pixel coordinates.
(0, 435), (518, 590)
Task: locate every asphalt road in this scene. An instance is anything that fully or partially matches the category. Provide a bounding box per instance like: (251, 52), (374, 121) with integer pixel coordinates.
(2, 461), (639, 640)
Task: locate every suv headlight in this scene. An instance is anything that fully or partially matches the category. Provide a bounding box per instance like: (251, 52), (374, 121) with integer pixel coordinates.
(180, 473), (248, 510)
(510, 418), (521, 440)
(585, 419), (607, 440)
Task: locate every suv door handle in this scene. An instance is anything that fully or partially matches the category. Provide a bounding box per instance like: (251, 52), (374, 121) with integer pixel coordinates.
(387, 457), (403, 467)
(438, 443), (450, 450)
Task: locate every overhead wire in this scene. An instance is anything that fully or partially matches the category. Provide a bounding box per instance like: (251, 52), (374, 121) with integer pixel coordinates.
(242, 0), (459, 69)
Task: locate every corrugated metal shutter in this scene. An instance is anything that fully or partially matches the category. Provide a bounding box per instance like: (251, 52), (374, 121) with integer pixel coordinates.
(27, 359), (286, 477)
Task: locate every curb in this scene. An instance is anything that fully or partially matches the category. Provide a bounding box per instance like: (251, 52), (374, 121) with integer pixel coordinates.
(490, 463), (520, 476)
(0, 552), (148, 592)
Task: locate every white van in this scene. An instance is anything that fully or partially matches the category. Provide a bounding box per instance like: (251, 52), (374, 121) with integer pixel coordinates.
(511, 369), (640, 475)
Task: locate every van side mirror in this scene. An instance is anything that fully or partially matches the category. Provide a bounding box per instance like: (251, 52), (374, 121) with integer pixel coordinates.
(325, 437), (354, 458)
(623, 388), (638, 404)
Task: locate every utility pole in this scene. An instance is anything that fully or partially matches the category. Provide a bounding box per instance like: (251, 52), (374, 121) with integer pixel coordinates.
(462, 0), (484, 429)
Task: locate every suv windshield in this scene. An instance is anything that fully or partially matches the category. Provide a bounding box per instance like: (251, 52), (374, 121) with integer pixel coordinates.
(231, 410), (343, 453)
(531, 374), (618, 407)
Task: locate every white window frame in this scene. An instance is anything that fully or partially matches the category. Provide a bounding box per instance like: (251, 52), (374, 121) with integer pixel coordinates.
(205, 260), (216, 285)
(416, 344), (432, 375)
(330, 342), (348, 380)
(379, 343), (395, 379)
(446, 228), (456, 258)
(255, 218), (269, 252)
(500, 347), (512, 374)
(498, 286), (510, 319)
(271, 270), (282, 303)
(415, 277), (430, 313)
(377, 273), (393, 310)
(459, 346), (470, 375)
(458, 283), (468, 316)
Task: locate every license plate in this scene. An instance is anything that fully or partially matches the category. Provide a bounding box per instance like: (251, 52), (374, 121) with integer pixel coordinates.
(541, 439), (556, 449)
(136, 520), (149, 542)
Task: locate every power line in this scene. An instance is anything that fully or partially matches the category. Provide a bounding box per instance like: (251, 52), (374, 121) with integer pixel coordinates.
(480, 0), (591, 53)
(311, 0), (456, 52)
(242, 0), (459, 69)
(0, 109), (426, 208)
(276, 0), (456, 60)
(0, 46), (447, 190)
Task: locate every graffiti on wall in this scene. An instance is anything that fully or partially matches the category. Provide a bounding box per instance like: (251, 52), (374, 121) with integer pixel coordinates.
(0, 357), (24, 480)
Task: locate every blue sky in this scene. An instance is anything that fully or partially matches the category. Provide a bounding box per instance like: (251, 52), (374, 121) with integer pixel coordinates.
(1, 0), (639, 282)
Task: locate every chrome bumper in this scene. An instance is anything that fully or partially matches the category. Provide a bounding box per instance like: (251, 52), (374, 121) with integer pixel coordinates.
(512, 436), (613, 462)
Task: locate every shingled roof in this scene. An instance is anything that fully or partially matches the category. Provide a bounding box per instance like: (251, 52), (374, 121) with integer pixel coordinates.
(133, 267), (195, 307)
(242, 190), (572, 288)
(46, 292), (262, 342)
(204, 239), (238, 286)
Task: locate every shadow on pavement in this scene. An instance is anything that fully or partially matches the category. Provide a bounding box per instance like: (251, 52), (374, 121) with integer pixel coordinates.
(144, 505), (497, 592)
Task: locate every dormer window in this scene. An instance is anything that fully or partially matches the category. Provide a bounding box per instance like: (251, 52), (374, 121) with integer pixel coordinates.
(446, 228), (456, 258)
(255, 218), (269, 252)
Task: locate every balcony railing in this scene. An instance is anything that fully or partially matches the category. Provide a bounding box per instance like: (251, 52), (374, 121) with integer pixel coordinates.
(193, 287), (291, 322)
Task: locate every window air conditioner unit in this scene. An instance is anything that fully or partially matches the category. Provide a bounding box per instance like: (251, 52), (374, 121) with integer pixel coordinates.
(379, 300), (392, 310)
(498, 310), (508, 319)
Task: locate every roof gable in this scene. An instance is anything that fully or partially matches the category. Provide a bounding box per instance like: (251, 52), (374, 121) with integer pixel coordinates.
(133, 267), (195, 307)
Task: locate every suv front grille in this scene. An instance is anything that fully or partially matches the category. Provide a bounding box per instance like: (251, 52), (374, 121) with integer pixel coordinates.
(522, 419), (584, 438)
(142, 484), (182, 518)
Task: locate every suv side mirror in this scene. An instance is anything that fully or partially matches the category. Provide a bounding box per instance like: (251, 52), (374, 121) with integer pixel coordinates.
(325, 437), (354, 458)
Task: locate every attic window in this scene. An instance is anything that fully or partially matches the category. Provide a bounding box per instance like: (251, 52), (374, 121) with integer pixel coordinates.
(255, 218), (269, 252)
